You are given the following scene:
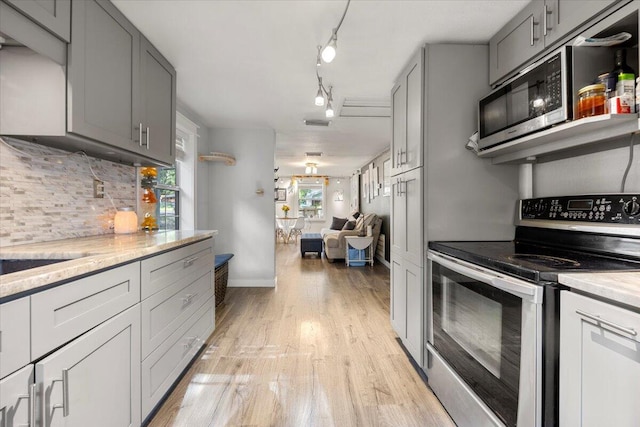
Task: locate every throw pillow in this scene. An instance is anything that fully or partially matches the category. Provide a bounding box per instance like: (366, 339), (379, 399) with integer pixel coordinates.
(342, 220), (356, 230)
(330, 216), (348, 230)
(352, 212), (361, 219)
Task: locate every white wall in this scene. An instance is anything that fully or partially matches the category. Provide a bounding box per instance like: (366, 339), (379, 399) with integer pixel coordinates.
(208, 128), (276, 287)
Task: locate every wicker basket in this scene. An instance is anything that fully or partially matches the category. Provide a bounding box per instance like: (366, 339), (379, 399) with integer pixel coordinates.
(214, 261), (229, 307)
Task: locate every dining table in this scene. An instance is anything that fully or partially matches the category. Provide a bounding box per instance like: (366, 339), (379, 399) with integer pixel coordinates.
(276, 217), (298, 243)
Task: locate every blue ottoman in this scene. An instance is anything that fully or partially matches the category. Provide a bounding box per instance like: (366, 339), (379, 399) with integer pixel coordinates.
(301, 233), (323, 257)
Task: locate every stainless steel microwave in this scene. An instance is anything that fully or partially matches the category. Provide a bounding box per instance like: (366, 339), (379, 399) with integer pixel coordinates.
(478, 46), (614, 151)
(479, 46), (571, 150)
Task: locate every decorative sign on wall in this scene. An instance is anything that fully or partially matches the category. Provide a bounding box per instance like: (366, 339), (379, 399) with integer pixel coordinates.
(334, 189), (344, 201)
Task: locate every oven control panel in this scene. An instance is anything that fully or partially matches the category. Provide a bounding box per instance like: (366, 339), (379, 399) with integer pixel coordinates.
(520, 194), (640, 224)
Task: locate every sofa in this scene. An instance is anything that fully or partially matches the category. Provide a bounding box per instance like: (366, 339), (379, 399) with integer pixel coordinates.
(321, 213), (383, 262)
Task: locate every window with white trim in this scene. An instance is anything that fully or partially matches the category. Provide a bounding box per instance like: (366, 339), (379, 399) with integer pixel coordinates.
(298, 183), (325, 220)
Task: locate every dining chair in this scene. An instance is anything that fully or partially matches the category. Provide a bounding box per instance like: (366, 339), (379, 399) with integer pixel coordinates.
(289, 217), (305, 242)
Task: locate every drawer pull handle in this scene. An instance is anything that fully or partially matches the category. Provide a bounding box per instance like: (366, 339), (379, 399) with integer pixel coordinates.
(183, 336), (198, 350)
(52, 369), (70, 417)
(576, 309), (638, 337)
(181, 294), (195, 305)
(183, 256), (198, 268)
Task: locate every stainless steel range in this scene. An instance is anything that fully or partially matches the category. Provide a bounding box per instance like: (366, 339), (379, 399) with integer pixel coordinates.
(426, 194), (640, 427)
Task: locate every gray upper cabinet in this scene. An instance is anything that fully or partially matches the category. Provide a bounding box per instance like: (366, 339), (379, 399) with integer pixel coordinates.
(140, 36), (176, 165)
(391, 49), (424, 176)
(5, 0), (70, 42)
(67, 0), (175, 166)
(544, 0), (619, 46)
(68, 0), (141, 153)
(490, 0), (619, 85)
(489, 0), (545, 86)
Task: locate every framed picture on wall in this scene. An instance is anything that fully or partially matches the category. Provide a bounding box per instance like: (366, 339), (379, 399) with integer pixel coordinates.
(373, 166), (380, 197)
(369, 163), (375, 200)
(383, 159), (391, 196)
(363, 170), (369, 203)
(276, 188), (287, 201)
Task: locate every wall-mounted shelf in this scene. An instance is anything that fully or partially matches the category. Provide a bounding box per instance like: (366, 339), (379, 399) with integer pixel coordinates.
(477, 114), (640, 164)
(198, 152), (236, 165)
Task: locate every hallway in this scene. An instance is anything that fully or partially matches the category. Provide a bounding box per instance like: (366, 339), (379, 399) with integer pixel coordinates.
(148, 242), (454, 426)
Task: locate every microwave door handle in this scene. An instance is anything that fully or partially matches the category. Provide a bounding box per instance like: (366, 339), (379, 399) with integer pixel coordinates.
(428, 252), (542, 303)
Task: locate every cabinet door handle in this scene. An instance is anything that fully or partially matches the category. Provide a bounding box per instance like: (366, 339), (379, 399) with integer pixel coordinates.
(136, 123), (143, 146)
(52, 369), (70, 417)
(145, 127), (150, 150)
(576, 309), (638, 337)
(29, 383), (36, 427)
(396, 149), (401, 167)
(530, 16), (539, 46)
(543, 4), (552, 36)
(13, 383), (36, 427)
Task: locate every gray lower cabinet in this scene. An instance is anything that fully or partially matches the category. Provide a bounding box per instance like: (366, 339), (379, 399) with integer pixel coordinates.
(141, 297), (215, 418)
(0, 297), (30, 379)
(36, 304), (141, 427)
(489, 0), (619, 85)
(31, 261), (141, 360)
(0, 365), (34, 427)
(390, 256), (423, 365)
(560, 291), (640, 426)
(4, 0), (70, 42)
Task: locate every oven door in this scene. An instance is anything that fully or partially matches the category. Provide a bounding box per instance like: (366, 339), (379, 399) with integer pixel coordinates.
(426, 251), (543, 427)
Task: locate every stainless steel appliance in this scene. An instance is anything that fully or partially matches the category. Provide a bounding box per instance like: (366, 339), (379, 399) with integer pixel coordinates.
(427, 194), (640, 427)
(478, 46), (615, 151)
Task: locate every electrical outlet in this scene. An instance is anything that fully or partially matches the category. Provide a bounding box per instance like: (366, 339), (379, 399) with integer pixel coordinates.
(93, 179), (104, 198)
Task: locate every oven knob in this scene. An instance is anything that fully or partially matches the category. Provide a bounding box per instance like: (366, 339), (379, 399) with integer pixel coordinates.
(624, 200), (640, 216)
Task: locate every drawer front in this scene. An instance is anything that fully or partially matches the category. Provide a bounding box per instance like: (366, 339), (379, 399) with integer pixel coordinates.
(0, 297), (30, 378)
(0, 364), (34, 427)
(141, 239), (213, 300)
(31, 262), (140, 359)
(141, 268), (213, 358)
(141, 296), (214, 417)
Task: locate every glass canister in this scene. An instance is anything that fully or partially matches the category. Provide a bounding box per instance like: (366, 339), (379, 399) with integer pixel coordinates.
(577, 83), (607, 119)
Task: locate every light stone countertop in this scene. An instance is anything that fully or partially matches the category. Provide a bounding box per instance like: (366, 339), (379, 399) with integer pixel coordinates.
(558, 272), (640, 308)
(0, 230), (217, 301)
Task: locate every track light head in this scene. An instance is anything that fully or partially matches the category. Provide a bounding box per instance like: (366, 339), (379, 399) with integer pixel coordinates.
(321, 32), (337, 63)
(325, 87), (335, 118)
(315, 77), (325, 106)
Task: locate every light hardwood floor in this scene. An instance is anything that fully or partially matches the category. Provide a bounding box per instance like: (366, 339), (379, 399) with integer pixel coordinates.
(147, 242), (454, 427)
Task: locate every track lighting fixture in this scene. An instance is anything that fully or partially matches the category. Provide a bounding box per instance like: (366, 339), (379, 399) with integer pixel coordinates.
(312, 0), (350, 114)
(305, 163), (319, 174)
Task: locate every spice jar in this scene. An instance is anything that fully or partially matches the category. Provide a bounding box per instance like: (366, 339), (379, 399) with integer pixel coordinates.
(577, 83), (607, 119)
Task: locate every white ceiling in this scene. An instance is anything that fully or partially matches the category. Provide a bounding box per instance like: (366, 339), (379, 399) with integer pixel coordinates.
(112, 0), (529, 177)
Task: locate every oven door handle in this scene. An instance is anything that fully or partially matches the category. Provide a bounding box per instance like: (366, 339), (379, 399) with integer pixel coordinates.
(428, 252), (543, 304)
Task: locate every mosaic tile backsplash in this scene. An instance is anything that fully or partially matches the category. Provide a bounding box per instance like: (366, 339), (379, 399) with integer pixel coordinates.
(0, 137), (136, 247)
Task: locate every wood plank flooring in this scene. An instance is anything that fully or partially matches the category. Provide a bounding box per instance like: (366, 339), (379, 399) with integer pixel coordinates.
(147, 242), (454, 427)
